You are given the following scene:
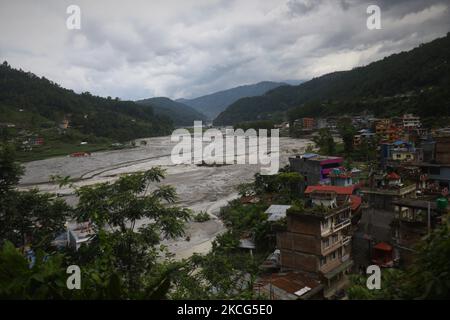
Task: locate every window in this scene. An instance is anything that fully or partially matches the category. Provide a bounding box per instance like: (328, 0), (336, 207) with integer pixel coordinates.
(321, 219), (330, 231)
(320, 257), (326, 267)
(323, 238), (330, 248)
(332, 234), (339, 244)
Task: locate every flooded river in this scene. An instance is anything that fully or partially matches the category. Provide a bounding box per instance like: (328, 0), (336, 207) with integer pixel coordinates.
(19, 135), (314, 259)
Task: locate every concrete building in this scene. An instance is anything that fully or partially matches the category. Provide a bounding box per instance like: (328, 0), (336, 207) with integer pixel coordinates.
(276, 190), (353, 299)
(361, 172), (416, 210)
(413, 131), (450, 189)
(391, 198), (448, 267)
(289, 154), (344, 189)
(301, 118), (315, 130)
(374, 119), (403, 143)
(434, 134), (450, 164)
(402, 114), (421, 131)
(380, 141), (423, 167)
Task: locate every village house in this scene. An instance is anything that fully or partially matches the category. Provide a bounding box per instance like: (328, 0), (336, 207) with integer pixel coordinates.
(329, 169), (354, 187)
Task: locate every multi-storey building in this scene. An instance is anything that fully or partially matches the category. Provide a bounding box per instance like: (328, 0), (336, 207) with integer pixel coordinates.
(302, 118), (315, 130)
(391, 197), (448, 267)
(361, 172), (416, 210)
(289, 154), (344, 190)
(413, 130), (450, 190)
(402, 114), (421, 131)
(374, 118), (403, 142)
(276, 190), (354, 298)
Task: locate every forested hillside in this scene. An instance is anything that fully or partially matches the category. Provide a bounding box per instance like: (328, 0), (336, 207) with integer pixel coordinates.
(214, 33), (450, 126)
(136, 97), (207, 127)
(0, 62), (173, 142)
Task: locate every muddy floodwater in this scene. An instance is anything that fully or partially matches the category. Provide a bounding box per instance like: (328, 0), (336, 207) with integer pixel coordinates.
(19, 134), (314, 260)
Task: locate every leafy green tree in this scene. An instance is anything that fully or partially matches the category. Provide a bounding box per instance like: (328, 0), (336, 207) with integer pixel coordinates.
(0, 241), (71, 299)
(313, 128), (335, 155)
(72, 168), (191, 293)
(0, 144), (23, 194)
(0, 144), (192, 299)
(348, 222), (450, 299)
(0, 144), (69, 250)
(337, 119), (356, 155)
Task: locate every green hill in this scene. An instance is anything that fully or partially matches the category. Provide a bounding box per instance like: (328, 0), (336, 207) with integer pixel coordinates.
(0, 62), (173, 142)
(136, 97), (207, 127)
(214, 33), (450, 127)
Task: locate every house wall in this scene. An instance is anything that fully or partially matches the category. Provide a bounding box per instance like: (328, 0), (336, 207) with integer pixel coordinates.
(277, 232), (321, 255)
(286, 215), (321, 235)
(280, 249), (319, 272)
(435, 136), (450, 164)
(289, 157), (322, 187)
(391, 151), (414, 161)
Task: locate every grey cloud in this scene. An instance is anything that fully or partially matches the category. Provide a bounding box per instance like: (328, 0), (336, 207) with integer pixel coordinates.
(287, 0), (324, 16)
(0, 0), (449, 100)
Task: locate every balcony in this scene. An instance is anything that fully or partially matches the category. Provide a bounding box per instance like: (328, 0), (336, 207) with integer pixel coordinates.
(342, 236), (351, 246)
(322, 236), (352, 255)
(322, 219), (351, 236)
(333, 219), (351, 232)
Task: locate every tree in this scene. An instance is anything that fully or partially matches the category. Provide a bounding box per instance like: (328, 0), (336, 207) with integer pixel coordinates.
(0, 144), (23, 194)
(0, 144), (69, 251)
(338, 118), (356, 155)
(348, 222), (450, 299)
(72, 167), (191, 293)
(0, 143), (192, 299)
(313, 128), (335, 155)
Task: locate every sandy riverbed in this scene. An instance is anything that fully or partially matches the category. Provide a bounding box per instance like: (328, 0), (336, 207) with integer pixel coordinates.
(19, 134), (314, 259)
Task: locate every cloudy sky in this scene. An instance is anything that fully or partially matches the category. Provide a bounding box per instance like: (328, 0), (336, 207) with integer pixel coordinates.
(0, 0), (449, 100)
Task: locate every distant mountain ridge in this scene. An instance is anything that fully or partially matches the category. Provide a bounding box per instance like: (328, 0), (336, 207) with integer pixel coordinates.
(214, 33), (450, 126)
(136, 97), (207, 127)
(178, 81), (294, 119)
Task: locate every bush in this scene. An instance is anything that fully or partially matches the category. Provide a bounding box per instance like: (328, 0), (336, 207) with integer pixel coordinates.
(193, 211), (211, 222)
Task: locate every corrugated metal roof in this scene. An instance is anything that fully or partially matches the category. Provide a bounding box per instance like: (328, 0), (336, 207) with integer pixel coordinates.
(265, 205), (292, 221)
